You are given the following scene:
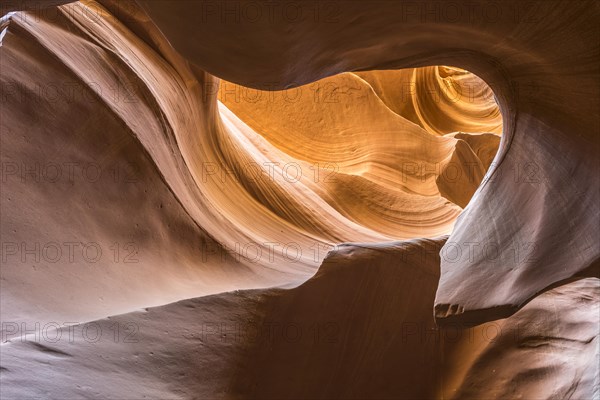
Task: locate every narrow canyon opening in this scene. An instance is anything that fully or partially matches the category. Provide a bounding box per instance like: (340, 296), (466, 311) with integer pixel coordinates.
(218, 66), (503, 239)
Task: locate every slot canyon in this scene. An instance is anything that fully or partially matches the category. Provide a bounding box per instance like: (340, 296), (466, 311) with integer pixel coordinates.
(0, 1), (598, 399)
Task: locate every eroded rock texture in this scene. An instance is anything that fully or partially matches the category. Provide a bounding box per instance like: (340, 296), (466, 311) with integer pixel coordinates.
(0, 0), (598, 399)
(131, 0), (600, 324)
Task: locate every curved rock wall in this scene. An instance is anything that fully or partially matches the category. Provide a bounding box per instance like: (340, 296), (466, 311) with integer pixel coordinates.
(0, 1), (598, 399)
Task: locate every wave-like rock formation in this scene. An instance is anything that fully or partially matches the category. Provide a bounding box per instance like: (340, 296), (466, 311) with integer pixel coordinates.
(355, 67), (503, 136)
(129, 0), (599, 324)
(0, 0), (501, 325)
(1, 0), (598, 399)
(219, 70), (501, 236)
